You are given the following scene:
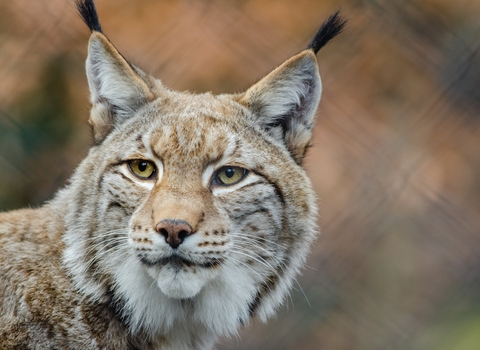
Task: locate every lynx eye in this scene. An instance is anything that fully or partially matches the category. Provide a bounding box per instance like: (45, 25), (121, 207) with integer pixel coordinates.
(215, 166), (247, 186)
(127, 159), (156, 180)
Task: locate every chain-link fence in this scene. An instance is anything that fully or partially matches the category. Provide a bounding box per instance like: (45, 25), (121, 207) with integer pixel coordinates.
(1, 0), (479, 349)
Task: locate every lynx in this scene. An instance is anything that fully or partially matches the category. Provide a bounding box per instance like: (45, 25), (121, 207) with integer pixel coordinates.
(0, 1), (344, 348)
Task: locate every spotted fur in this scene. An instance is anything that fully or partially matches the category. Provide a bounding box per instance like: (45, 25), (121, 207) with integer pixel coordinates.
(0, 1), (344, 349)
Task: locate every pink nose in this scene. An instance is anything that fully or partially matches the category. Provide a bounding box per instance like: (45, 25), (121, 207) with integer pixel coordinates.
(156, 219), (192, 249)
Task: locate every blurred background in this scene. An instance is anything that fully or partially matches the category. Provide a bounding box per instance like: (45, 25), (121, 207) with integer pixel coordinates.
(1, 0), (480, 349)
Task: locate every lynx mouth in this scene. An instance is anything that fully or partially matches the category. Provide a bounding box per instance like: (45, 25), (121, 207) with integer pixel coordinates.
(141, 253), (224, 299)
(139, 254), (222, 269)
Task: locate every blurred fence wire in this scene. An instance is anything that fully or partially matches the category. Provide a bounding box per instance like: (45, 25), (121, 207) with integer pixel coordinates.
(0, 0), (480, 349)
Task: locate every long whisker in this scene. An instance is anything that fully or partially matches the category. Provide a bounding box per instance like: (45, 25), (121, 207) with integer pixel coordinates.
(225, 255), (265, 281)
(293, 278), (311, 308)
(82, 228), (129, 241)
(228, 250), (281, 280)
(82, 239), (130, 273)
(231, 236), (287, 255)
(231, 232), (288, 250)
(83, 236), (128, 258)
(232, 238), (283, 255)
(232, 239), (286, 269)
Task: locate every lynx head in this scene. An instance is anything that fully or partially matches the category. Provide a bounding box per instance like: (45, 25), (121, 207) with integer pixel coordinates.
(63, 0), (344, 341)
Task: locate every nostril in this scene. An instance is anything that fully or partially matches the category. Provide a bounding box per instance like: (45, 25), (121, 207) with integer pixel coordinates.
(159, 228), (168, 238)
(178, 230), (189, 241)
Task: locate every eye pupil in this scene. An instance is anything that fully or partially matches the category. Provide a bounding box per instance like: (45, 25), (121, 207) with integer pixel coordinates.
(225, 167), (235, 178)
(138, 161), (147, 172)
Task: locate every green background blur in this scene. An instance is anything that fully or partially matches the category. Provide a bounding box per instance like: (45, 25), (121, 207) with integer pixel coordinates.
(1, 0), (480, 349)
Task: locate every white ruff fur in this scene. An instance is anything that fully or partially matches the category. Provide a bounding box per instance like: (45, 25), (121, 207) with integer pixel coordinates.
(112, 251), (258, 337)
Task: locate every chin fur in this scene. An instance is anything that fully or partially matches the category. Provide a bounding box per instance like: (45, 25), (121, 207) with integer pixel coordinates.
(146, 263), (216, 300)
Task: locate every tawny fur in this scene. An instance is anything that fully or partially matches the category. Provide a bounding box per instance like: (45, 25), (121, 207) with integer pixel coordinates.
(0, 2), (344, 349)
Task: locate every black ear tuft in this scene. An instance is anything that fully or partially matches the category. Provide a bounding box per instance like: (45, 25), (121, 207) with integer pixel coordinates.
(76, 0), (103, 33)
(307, 10), (346, 54)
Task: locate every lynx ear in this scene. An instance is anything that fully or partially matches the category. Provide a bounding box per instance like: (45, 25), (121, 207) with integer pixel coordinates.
(86, 32), (154, 143)
(240, 11), (345, 164)
(76, 0), (154, 143)
(240, 50), (321, 164)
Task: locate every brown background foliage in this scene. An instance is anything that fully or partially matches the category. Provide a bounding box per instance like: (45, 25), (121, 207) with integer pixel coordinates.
(1, 0), (480, 349)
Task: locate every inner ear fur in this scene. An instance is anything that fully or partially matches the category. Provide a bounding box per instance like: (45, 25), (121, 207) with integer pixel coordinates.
(86, 32), (155, 143)
(239, 50), (322, 164)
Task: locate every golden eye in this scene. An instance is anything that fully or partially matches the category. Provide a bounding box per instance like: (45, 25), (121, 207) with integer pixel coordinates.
(216, 166), (247, 186)
(128, 159), (156, 180)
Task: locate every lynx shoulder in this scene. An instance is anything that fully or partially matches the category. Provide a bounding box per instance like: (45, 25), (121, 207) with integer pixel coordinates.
(0, 1), (345, 348)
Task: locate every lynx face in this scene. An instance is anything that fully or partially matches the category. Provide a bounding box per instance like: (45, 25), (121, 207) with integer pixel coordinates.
(98, 93), (307, 302)
(124, 104), (288, 301)
(59, 1), (344, 345)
